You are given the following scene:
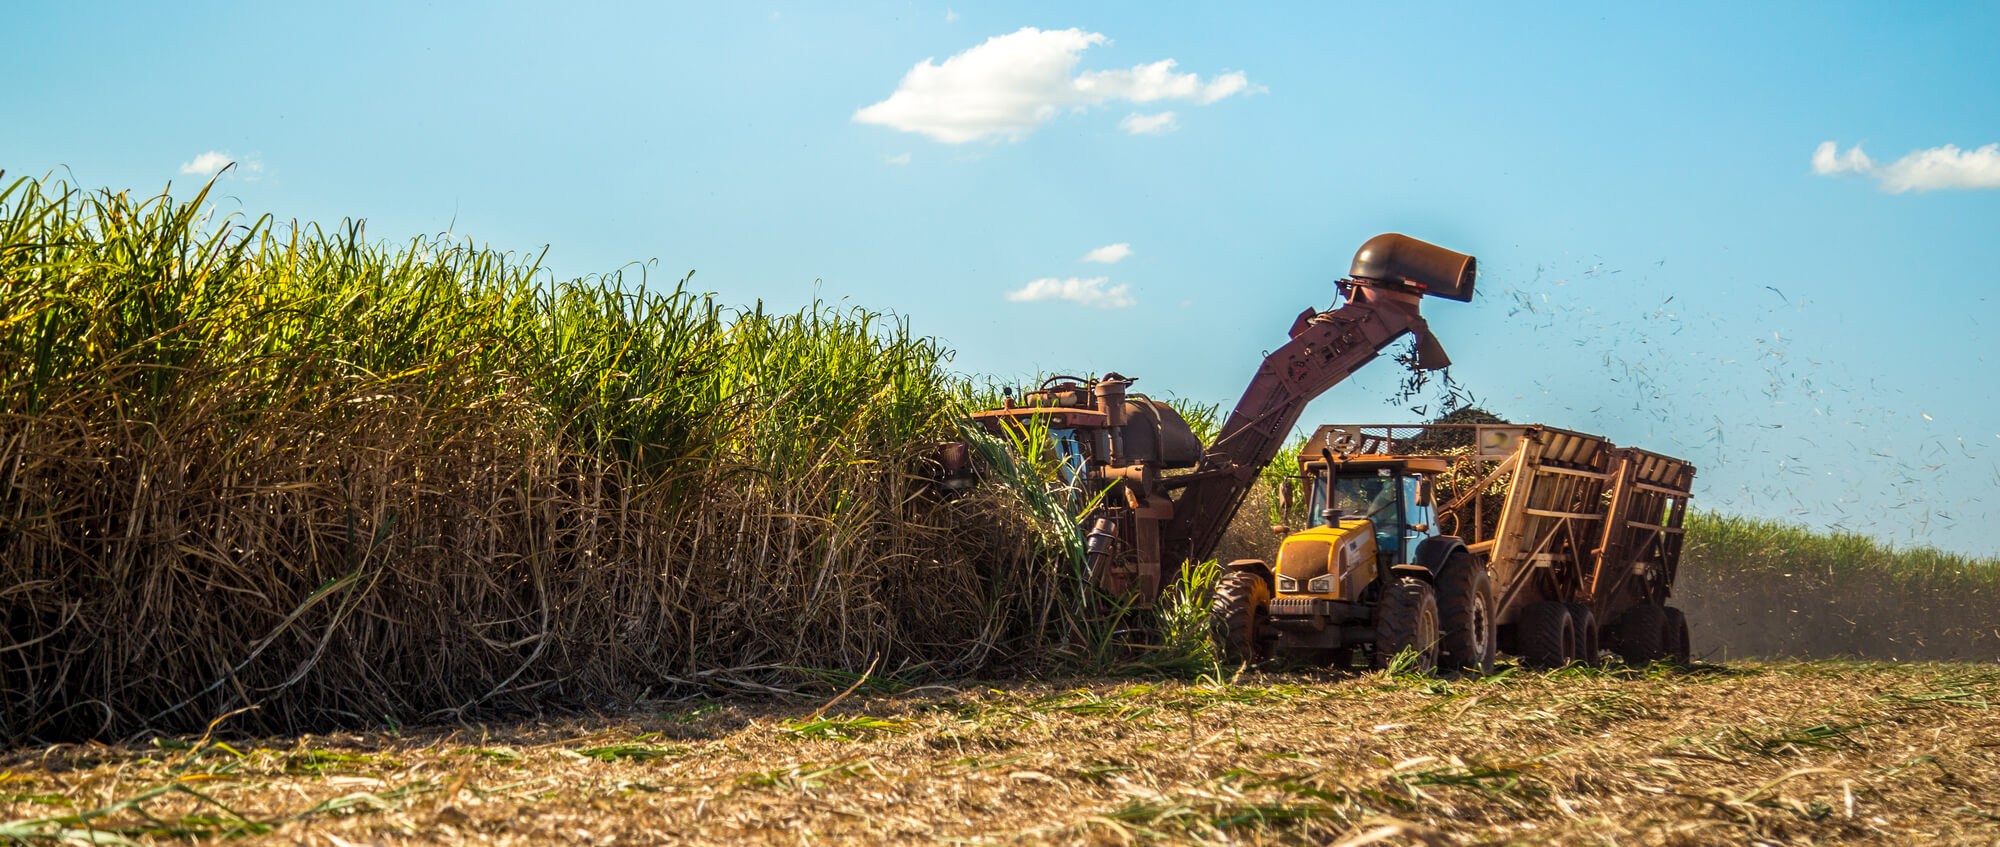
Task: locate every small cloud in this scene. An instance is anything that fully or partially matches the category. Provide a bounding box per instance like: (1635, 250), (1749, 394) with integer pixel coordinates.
(945, 8), (958, 22)
(853, 27), (1260, 144)
(179, 151), (264, 179)
(1005, 276), (1134, 308)
(1811, 140), (1873, 175)
(179, 151), (234, 176)
(1080, 243), (1132, 264)
(1813, 140), (2000, 193)
(1118, 111), (1178, 135)
(884, 152), (912, 165)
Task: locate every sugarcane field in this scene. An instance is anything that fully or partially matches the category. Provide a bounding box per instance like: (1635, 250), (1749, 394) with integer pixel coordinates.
(5, 5), (1998, 846)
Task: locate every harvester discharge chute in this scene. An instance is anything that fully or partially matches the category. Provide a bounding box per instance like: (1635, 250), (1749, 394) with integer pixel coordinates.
(969, 234), (1476, 603)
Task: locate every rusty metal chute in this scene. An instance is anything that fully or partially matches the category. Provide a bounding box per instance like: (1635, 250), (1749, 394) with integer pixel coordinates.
(1163, 234), (1475, 582)
(970, 234), (1476, 604)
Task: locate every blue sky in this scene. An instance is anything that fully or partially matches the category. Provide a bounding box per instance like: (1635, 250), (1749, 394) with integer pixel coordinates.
(6, 1), (1998, 554)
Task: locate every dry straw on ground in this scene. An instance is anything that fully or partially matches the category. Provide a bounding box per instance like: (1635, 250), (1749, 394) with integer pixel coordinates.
(0, 661), (1993, 844)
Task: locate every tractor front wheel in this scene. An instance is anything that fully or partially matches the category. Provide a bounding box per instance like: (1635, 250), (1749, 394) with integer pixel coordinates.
(1209, 571), (1271, 666)
(1371, 577), (1440, 673)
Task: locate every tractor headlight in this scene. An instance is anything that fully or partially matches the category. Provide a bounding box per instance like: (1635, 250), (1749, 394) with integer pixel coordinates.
(1275, 575), (1300, 593)
(1307, 574), (1339, 594)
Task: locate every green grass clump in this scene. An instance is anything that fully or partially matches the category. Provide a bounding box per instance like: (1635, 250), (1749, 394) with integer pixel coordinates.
(574, 743), (686, 763)
(0, 175), (1071, 741)
(775, 714), (910, 741)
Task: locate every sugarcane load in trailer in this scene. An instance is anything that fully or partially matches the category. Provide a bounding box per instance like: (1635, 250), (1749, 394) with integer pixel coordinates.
(1211, 422), (1695, 672)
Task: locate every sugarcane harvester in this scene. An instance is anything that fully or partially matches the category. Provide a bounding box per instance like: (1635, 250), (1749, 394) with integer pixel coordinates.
(971, 234), (1477, 603)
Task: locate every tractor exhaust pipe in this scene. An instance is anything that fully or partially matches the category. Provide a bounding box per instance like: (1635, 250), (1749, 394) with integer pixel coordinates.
(1349, 233), (1477, 303)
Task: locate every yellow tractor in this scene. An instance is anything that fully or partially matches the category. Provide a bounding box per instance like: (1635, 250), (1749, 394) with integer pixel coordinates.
(1212, 424), (1694, 673)
(1212, 452), (1487, 672)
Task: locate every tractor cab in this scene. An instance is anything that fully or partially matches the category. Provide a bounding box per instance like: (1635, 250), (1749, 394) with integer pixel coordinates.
(1307, 459), (1444, 567)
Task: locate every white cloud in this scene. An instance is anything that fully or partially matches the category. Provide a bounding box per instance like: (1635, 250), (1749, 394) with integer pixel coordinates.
(1078, 63), (1251, 105)
(179, 151), (264, 179)
(1118, 111), (1178, 135)
(852, 27), (1260, 143)
(945, 8), (958, 22)
(1005, 276), (1134, 308)
(179, 151), (233, 176)
(1812, 140), (2000, 193)
(884, 152), (912, 165)
(1080, 242), (1132, 264)
(1811, 141), (1873, 175)
(1878, 144), (2000, 192)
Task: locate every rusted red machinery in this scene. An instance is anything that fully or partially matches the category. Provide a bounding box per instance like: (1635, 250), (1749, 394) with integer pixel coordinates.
(1215, 422), (1695, 671)
(971, 234), (1476, 603)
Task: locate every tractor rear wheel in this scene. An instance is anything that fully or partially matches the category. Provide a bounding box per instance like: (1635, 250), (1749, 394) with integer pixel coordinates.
(1517, 601), (1576, 669)
(1663, 606), (1692, 666)
(1371, 577), (1440, 673)
(1209, 571), (1271, 665)
(1563, 603), (1601, 667)
(1614, 603), (1669, 665)
(1435, 556), (1496, 675)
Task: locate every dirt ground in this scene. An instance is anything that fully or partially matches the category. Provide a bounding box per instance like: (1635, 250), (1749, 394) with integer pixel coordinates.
(2, 661), (1996, 845)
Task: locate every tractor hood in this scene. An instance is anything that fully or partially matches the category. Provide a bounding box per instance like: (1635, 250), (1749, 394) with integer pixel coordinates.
(1272, 518), (1378, 600)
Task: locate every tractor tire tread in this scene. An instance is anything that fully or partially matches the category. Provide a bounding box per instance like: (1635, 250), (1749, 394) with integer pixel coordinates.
(1435, 556), (1495, 674)
(1518, 601), (1575, 669)
(1663, 605), (1691, 666)
(1615, 603), (1670, 666)
(1209, 571), (1270, 665)
(1371, 577), (1439, 672)
(1564, 602), (1601, 667)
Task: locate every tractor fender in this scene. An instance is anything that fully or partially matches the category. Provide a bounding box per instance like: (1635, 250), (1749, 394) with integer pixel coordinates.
(1389, 563), (1434, 583)
(1223, 559), (1274, 587)
(1413, 535), (1471, 576)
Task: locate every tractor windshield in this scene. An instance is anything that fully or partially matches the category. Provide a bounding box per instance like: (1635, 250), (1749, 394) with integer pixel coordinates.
(1308, 473), (1399, 529)
(1311, 471), (1434, 564)
(1331, 475), (1398, 523)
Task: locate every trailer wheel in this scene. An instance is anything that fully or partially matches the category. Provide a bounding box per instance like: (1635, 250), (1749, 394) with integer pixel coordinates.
(1371, 577), (1440, 673)
(1663, 606), (1691, 666)
(1517, 601), (1575, 669)
(1563, 603), (1601, 667)
(1614, 603), (1669, 665)
(1209, 571), (1271, 665)
(1435, 556), (1495, 675)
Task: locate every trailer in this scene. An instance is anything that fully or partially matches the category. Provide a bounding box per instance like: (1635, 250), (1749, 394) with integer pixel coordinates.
(1212, 422), (1695, 671)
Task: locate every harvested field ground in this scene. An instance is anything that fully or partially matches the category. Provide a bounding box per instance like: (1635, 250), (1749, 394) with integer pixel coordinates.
(3, 661), (1996, 845)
